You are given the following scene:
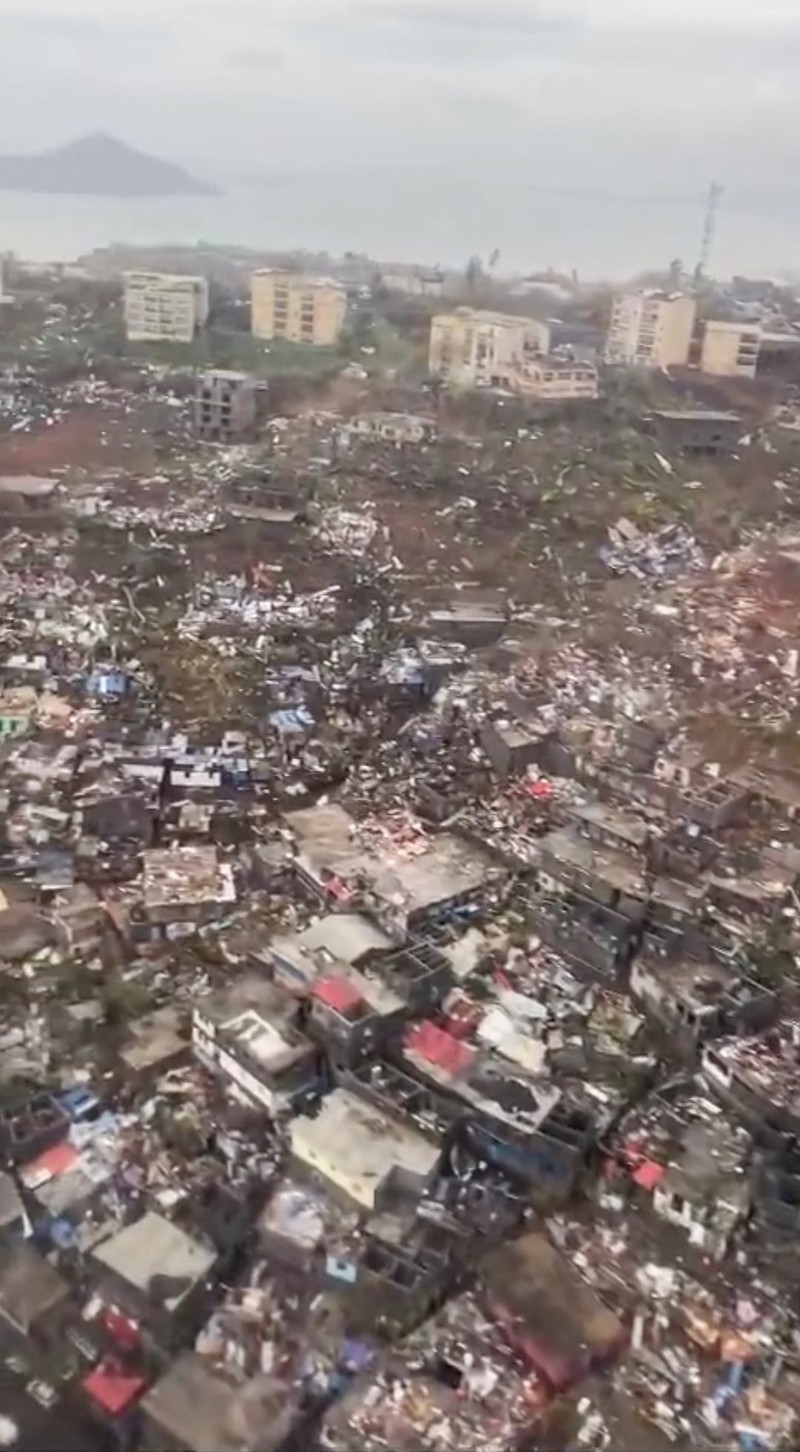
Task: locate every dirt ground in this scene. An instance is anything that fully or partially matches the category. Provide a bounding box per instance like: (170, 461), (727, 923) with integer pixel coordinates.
(0, 402), (162, 477)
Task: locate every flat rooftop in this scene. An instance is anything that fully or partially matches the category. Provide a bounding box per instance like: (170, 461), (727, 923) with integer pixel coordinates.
(0, 1239), (69, 1332)
(93, 1211), (215, 1311)
(481, 1231), (623, 1364)
(288, 803), (494, 912)
(141, 1352), (293, 1452)
(143, 846), (236, 909)
(403, 1021), (561, 1136)
(540, 827), (647, 897)
(290, 1087), (440, 1190)
(292, 912), (394, 964)
(574, 801), (650, 850)
(0, 475), (56, 498)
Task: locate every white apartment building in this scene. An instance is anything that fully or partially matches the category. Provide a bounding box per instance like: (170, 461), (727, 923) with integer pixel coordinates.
(429, 307), (550, 389)
(605, 290), (696, 369)
(123, 271), (209, 344)
(517, 357), (599, 401)
(700, 320), (761, 378)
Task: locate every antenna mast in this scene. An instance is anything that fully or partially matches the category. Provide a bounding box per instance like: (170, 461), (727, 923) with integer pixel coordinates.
(694, 180), (723, 285)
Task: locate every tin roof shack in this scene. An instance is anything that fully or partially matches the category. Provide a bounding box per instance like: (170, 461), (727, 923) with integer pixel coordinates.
(0, 474), (58, 516)
(140, 1350), (295, 1452)
(319, 1291), (549, 1452)
(289, 1086), (440, 1212)
(615, 1085), (753, 1259)
(195, 368), (258, 443)
(91, 1212), (217, 1351)
(193, 977), (323, 1116)
(630, 944), (776, 1053)
(0, 1238), (71, 1351)
(647, 409), (742, 458)
(346, 411), (435, 445)
(702, 1022), (800, 1144)
(141, 845), (236, 934)
(481, 1232), (624, 1391)
(425, 597), (507, 648)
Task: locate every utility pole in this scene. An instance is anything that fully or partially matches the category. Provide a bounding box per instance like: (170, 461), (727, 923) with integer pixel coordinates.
(694, 180), (723, 286)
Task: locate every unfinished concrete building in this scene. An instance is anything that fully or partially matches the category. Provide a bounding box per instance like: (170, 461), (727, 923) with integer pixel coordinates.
(194, 370), (258, 443)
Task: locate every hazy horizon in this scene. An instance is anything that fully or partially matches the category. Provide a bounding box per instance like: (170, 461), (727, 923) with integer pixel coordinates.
(1, 0), (800, 276)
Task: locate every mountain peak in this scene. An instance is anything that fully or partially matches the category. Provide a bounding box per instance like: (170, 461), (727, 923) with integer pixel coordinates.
(0, 134), (219, 198)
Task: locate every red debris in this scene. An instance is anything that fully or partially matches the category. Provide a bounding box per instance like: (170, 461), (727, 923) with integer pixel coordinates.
(83, 1360), (146, 1417)
(405, 1020), (474, 1076)
(313, 977), (364, 1016)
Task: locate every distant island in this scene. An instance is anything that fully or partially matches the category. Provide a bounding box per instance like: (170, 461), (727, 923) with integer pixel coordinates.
(0, 133), (219, 197)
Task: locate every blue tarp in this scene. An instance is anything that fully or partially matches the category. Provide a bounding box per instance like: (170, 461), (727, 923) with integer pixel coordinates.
(270, 706), (315, 735)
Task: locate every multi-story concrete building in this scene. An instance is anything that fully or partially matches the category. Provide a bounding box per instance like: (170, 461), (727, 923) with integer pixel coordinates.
(517, 356), (599, 401)
(605, 290), (695, 368)
(700, 319), (761, 378)
(428, 307), (550, 389)
(250, 270), (346, 347)
(194, 369), (258, 442)
(381, 264), (445, 297)
(123, 272), (209, 344)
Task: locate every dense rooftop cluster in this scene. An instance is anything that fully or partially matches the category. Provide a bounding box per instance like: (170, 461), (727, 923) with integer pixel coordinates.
(3, 263), (800, 1451)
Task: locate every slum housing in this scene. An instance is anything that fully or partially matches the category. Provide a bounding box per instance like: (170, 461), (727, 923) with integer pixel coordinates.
(0, 261), (800, 1452)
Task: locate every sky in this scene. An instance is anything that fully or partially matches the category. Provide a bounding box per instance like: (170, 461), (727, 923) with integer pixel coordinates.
(1, 0), (800, 267)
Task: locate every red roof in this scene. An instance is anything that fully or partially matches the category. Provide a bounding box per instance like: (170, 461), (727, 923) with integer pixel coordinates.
(313, 977), (364, 1016)
(21, 1140), (77, 1186)
(83, 1362), (146, 1417)
(632, 1159), (665, 1190)
(405, 1020), (474, 1076)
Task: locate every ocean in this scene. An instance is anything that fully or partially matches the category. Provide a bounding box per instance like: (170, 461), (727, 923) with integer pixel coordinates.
(0, 171), (798, 279)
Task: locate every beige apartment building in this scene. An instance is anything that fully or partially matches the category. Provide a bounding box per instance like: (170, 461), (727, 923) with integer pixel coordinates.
(518, 357), (599, 401)
(428, 307), (550, 389)
(123, 272), (209, 344)
(700, 319), (761, 378)
(251, 270), (347, 347)
(605, 290), (696, 369)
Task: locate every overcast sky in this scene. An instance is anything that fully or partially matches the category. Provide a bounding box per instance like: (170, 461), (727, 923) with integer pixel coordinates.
(0, 0), (798, 206)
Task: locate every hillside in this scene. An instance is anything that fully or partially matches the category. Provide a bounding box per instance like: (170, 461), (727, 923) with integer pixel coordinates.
(0, 133), (218, 197)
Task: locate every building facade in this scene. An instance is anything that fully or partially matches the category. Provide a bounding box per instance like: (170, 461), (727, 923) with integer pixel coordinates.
(605, 290), (696, 368)
(194, 369), (258, 443)
(700, 320), (761, 378)
(428, 308), (551, 389)
(517, 357), (599, 401)
(250, 270), (347, 346)
(123, 272), (209, 344)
